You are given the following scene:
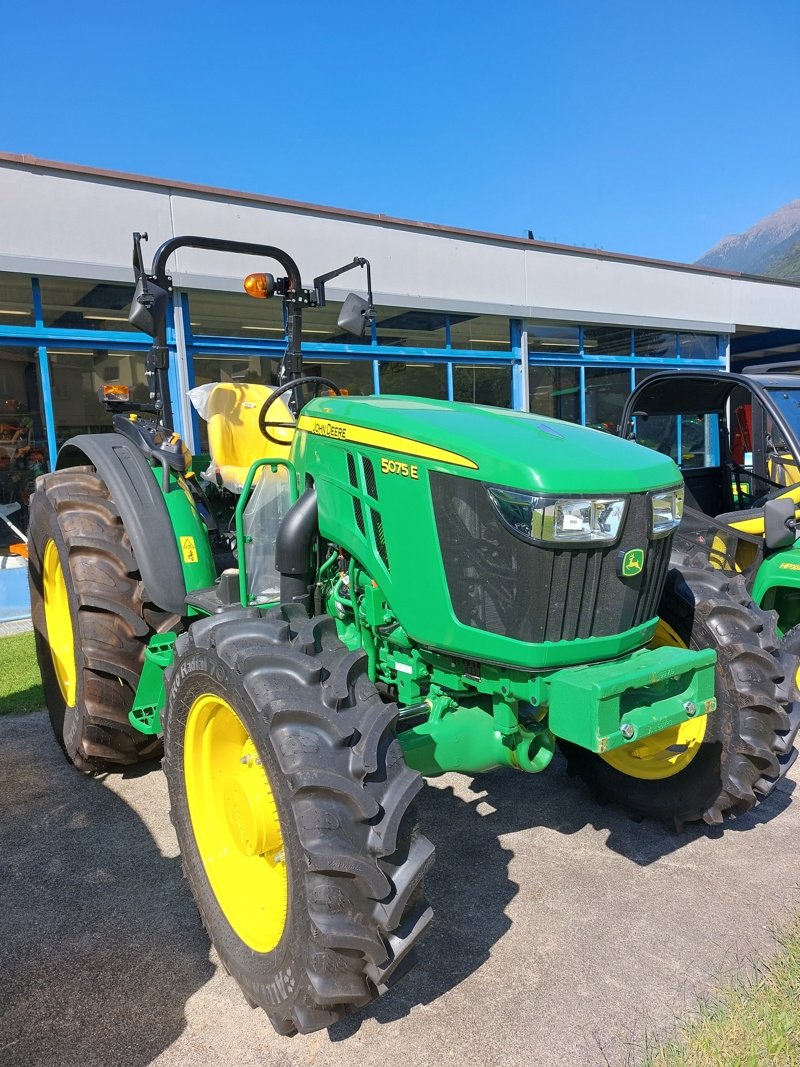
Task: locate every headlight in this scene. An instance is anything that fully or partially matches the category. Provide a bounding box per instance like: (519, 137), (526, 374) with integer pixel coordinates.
(486, 487), (627, 545)
(651, 486), (684, 537)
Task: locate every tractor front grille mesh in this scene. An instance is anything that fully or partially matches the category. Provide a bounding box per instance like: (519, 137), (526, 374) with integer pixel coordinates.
(430, 472), (670, 643)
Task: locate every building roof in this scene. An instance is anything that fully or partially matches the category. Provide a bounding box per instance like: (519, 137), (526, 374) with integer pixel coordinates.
(3, 150), (798, 289)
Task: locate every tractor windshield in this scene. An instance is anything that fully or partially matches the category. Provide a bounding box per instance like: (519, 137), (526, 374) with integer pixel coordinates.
(765, 387), (800, 442)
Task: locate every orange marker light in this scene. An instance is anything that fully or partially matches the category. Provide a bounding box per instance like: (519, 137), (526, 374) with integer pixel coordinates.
(243, 273), (276, 299)
(102, 384), (130, 402)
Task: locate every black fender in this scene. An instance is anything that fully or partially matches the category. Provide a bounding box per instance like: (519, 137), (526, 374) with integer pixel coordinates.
(57, 433), (187, 616)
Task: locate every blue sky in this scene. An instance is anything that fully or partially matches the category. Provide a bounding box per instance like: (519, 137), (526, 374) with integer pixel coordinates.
(2, 1), (798, 263)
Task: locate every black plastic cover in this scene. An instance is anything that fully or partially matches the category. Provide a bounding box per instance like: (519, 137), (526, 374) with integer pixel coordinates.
(57, 433), (187, 615)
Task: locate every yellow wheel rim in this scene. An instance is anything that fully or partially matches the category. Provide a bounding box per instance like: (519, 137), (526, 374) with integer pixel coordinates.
(600, 618), (708, 780)
(184, 693), (288, 953)
(42, 539), (77, 707)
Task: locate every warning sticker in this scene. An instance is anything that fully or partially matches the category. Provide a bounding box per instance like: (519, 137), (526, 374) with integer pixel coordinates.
(180, 536), (198, 563)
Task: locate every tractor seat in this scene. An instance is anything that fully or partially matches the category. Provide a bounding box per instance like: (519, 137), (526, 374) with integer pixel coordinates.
(204, 382), (294, 493)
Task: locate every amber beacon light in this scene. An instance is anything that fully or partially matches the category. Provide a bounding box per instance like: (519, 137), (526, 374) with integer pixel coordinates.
(243, 272), (276, 299)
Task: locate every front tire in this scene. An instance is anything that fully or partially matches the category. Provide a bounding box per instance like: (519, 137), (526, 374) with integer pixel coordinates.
(562, 562), (797, 827)
(163, 609), (434, 1036)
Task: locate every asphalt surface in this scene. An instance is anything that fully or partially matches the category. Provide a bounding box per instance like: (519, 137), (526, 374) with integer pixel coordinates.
(1, 711), (799, 1067)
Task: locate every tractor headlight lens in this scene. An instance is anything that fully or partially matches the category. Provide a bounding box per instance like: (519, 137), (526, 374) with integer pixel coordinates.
(651, 486), (684, 537)
(486, 487), (627, 545)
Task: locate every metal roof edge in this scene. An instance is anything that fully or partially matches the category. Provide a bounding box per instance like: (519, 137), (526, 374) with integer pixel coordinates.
(4, 152), (800, 289)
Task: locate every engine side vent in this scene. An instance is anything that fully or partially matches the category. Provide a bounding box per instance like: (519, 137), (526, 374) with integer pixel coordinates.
(346, 452), (358, 488)
(353, 497), (366, 536)
(370, 507), (390, 570)
(363, 456), (379, 501)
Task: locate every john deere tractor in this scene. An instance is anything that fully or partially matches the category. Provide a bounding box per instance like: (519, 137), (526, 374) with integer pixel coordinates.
(28, 235), (798, 1036)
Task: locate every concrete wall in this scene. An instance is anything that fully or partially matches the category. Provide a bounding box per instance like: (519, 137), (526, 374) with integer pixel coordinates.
(2, 155), (799, 333)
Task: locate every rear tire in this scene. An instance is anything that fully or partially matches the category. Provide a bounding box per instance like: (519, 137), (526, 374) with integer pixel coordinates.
(562, 561), (797, 827)
(163, 609), (434, 1036)
(28, 468), (178, 771)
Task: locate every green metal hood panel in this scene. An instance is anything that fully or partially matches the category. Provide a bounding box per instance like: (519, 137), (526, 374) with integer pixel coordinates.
(302, 395), (681, 493)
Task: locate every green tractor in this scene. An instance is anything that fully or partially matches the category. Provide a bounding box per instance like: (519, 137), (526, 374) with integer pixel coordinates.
(28, 235), (798, 1036)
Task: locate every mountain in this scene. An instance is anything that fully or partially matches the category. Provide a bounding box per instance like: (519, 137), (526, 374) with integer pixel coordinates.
(696, 200), (800, 281)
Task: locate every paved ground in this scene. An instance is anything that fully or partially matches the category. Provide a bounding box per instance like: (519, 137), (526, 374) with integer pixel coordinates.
(1, 711), (799, 1067)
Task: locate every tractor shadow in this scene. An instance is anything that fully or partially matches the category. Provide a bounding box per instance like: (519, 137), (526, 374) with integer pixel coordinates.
(330, 752), (794, 1039)
(0, 713), (213, 1067)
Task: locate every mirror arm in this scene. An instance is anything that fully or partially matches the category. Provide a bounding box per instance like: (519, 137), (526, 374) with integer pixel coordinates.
(313, 257), (376, 323)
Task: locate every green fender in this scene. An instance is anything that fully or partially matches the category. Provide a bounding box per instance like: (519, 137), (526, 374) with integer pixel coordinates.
(752, 541), (800, 636)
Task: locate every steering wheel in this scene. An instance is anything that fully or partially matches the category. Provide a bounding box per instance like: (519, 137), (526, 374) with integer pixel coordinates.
(258, 376), (342, 444)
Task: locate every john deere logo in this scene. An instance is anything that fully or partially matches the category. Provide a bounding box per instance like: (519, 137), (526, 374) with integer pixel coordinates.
(621, 548), (645, 577)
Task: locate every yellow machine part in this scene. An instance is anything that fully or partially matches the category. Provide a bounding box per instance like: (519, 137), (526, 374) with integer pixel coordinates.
(184, 692), (288, 952)
(599, 618), (708, 780)
(206, 383), (294, 492)
(722, 481), (800, 539)
(42, 539), (77, 706)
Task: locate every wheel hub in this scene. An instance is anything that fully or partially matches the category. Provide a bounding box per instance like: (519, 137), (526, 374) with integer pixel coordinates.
(223, 767), (282, 858)
(183, 694), (288, 953)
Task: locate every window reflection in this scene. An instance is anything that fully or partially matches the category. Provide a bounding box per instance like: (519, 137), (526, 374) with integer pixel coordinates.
(527, 321), (580, 353)
(449, 316), (510, 351)
(529, 366), (580, 423)
(375, 308), (448, 349)
(48, 349), (150, 443)
(0, 274), (33, 327)
(454, 365), (511, 407)
(0, 347), (47, 547)
(584, 368), (632, 433)
(379, 362), (447, 399)
(41, 277), (138, 332)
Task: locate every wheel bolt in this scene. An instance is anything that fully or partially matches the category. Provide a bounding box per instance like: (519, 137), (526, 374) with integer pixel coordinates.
(620, 723), (635, 740)
(684, 701), (697, 717)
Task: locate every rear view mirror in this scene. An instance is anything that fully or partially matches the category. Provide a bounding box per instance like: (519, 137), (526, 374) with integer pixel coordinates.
(338, 293), (372, 337)
(764, 496), (797, 552)
(129, 276), (170, 336)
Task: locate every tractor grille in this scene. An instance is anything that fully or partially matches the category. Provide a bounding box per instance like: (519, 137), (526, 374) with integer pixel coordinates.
(430, 472), (671, 644)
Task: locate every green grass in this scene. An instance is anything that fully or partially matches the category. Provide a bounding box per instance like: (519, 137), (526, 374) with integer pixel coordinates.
(0, 631), (44, 716)
(644, 917), (800, 1066)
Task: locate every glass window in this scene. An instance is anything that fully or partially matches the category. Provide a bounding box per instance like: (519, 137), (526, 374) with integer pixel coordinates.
(526, 321), (580, 354)
(453, 365), (512, 407)
(191, 354), (281, 452)
(379, 361), (447, 399)
(680, 333), (719, 360)
(185, 287), (286, 339)
(634, 329), (678, 358)
(48, 348), (150, 445)
(0, 347), (48, 547)
(375, 307), (447, 349)
(583, 325), (633, 357)
(190, 355), (375, 451)
(304, 358), (374, 397)
(41, 277), (138, 332)
(0, 274), (33, 327)
(634, 413), (679, 461)
(584, 368), (632, 433)
(449, 315), (510, 352)
(193, 353), (280, 388)
(307, 300), (372, 345)
(529, 366), (580, 424)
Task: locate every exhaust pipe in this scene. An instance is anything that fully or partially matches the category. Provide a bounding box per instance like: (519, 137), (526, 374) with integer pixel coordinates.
(276, 487), (318, 614)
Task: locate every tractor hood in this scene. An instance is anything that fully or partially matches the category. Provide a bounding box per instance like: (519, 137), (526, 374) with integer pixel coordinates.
(300, 395), (681, 494)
